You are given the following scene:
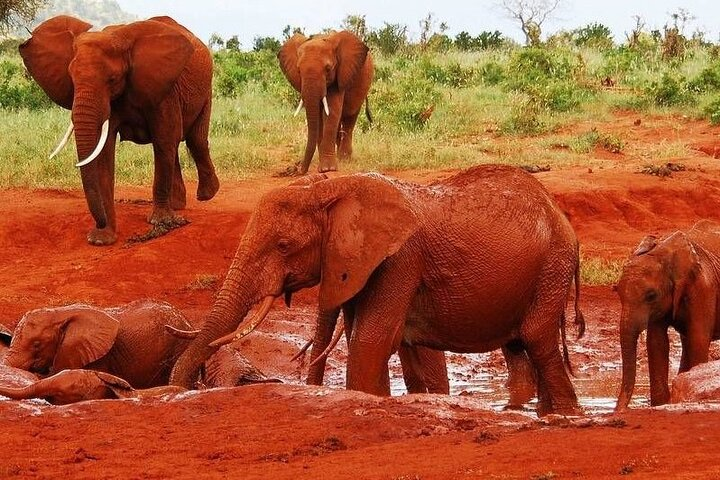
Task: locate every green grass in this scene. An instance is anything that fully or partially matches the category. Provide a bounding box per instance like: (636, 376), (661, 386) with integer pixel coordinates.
(580, 256), (624, 286)
(1, 40), (719, 187)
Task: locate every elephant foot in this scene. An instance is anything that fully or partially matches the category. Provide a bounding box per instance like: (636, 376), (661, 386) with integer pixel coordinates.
(171, 195), (187, 211)
(197, 173), (220, 201)
(148, 206), (186, 226)
(87, 227), (117, 246)
(318, 164), (338, 173)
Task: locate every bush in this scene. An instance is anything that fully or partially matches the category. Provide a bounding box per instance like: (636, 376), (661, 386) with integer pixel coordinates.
(688, 62), (720, 93)
(645, 72), (694, 106)
(372, 72), (441, 131)
(213, 49), (294, 104)
(573, 23), (614, 50)
(478, 61), (505, 85)
(418, 58), (477, 87)
(367, 23), (408, 55)
(0, 60), (52, 110)
(704, 97), (720, 124)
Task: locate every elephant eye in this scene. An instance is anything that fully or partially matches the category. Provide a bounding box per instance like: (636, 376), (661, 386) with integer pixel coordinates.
(644, 290), (658, 303)
(277, 239), (291, 254)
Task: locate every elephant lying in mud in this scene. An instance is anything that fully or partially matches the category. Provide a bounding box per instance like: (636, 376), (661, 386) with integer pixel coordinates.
(616, 220), (720, 411)
(4, 300), (196, 388)
(4, 300), (280, 391)
(171, 165), (584, 416)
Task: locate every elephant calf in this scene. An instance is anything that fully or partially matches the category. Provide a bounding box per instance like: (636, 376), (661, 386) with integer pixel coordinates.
(4, 300), (196, 389)
(616, 220), (720, 410)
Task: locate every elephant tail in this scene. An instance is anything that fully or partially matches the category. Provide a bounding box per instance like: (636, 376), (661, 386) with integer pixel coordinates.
(365, 97), (373, 124)
(573, 248), (586, 339)
(559, 312), (574, 377)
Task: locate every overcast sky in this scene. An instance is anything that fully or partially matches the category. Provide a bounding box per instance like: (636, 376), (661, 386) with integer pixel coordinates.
(116, 0), (719, 47)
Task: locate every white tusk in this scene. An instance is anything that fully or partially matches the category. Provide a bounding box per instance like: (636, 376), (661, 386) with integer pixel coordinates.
(322, 96), (330, 116)
(294, 99), (304, 116)
(48, 123), (74, 160)
(209, 295), (276, 348)
(75, 119), (110, 167)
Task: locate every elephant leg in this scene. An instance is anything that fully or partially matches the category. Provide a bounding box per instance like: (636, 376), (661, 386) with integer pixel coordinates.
(534, 366), (554, 417)
(170, 152), (187, 211)
(521, 296), (580, 417)
(318, 93), (343, 172)
(185, 101), (220, 201)
(346, 261), (420, 396)
(338, 113), (359, 160)
(647, 323), (671, 406)
(397, 345), (428, 394)
(503, 341), (536, 409)
(679, 334), (690, 374)
(148, 140), (185, 225)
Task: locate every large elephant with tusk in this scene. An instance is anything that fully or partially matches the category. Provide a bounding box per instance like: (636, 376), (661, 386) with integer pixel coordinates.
(278, 30), (374, 175)
(19, 15), (220, 245)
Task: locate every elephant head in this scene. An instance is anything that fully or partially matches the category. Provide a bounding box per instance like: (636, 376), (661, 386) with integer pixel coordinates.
(615, 232), (701, 411)
(4, 305), (119, 375)
(170, 173), (419, 387)
(19, 15), (194, 244)
(278, 31), (370, 173)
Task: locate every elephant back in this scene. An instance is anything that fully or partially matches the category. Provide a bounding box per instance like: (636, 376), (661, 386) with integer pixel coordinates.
(105, 300), (195, 388)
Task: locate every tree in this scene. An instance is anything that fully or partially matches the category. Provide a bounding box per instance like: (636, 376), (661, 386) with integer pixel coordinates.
(252, 36), (281, 53)
(499, 0), (563, 46)
(341, 14), (367, 40)
(0, 0), (47, 34)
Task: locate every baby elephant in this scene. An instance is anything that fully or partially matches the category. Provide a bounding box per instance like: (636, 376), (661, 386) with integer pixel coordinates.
(0, 369), (186, 405)
(616, 220), (720, 410)
(4, 300), (195, 388)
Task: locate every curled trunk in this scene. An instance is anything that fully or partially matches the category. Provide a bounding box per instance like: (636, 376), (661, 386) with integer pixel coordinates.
(0, 382), (40, 401)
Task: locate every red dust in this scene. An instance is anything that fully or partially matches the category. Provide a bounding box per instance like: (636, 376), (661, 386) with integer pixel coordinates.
(2, 113), (720, 478)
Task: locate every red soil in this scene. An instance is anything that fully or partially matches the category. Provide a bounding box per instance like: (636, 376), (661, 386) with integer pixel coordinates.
(2, 112), (720, 479)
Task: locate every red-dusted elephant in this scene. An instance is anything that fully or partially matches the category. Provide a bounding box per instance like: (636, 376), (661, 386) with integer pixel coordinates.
(170, 165), (584, 416)
(278, 30), (373, 174)
(19, 15), (219, 245)
(616, 220), (720, 411)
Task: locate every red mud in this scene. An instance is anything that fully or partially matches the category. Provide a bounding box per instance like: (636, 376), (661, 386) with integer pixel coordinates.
(2, 113), (720, 478)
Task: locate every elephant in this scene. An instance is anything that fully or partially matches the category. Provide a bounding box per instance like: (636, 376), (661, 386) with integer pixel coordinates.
(170, 164), (584, 416)
(278, 30), (374, 174)
(4, 300), (196, 389)
(19, 15), (220, 245)
(616, 220), (720, 411)
(0, 323), (11, 357)
(0, 369), (187, 405)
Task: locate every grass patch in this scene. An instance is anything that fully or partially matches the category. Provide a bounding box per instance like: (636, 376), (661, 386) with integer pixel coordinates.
(580, 256), (624, 286)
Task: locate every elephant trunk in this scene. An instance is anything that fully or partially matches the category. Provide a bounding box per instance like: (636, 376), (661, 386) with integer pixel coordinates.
(170, 262), (259, 388)
(298, 82), (326, 175)
(306, 307), (341, 385)
(0, 382), (41, 401)
(72, 92), (110, 229)
(616, 310), (642, 412)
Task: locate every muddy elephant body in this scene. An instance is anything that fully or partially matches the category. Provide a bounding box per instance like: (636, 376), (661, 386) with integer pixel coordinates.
(171, 165), (582, 415)
(19, 15), (219, 245)
(278, 30), (374, 174)
(5, 300), (195, 389)
(616, 220), (720, 410)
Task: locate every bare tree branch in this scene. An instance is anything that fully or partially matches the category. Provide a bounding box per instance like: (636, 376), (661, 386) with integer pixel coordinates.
(499, 0), (563, 45)
(0, 0), (48, 35)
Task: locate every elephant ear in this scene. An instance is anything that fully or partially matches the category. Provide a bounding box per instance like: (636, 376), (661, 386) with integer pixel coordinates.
(52, 308), (120, 372)
(633, 235), (658, 255)
(334, 30), (369, 90)
(278, 33), (307, 92)
(669, 234), (701, 319)
(18, 15), (92, 109)
(0, 323), (12, 346)
(121, 20), (194, 106)
(314, 174), (419, 311)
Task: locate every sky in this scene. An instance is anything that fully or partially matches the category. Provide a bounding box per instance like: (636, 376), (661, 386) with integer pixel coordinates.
(116, 0), (720, 47)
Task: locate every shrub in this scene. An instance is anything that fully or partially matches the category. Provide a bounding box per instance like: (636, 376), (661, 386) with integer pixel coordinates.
(645, 72), (694, 106)
(371, 73), (441, 131)
(688, 62), (720, 93)
(573, 23), (614, 50)
(418, 58), (477, 87)
(478, 61), (505, 85)
(0, 60), (52, 110)
(367, 23), (408, 55)
(704, 97), (720, 124)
